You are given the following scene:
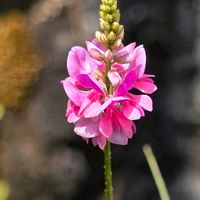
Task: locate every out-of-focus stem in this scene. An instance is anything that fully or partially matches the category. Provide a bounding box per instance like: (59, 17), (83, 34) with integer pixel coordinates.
(143, 144), (171, 200)
(104, 142), (113, 200)
(0, 104), (5, 120)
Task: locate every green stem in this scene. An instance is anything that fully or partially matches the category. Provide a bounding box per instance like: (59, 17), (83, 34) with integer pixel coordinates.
(104, 142), (113, 200)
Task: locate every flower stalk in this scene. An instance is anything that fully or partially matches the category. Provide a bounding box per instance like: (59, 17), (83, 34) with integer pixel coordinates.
(62, 0), (157, 199)
(104, 142), (113, 200)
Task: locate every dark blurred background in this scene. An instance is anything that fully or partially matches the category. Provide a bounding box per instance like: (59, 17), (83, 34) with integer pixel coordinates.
(0, 0), (200, 199)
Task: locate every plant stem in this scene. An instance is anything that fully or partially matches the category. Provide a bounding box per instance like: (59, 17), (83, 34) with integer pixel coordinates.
(104, 142), (113, 200)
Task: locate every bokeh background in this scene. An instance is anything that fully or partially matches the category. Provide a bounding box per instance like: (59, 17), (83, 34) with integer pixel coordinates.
(0, 0), (200, 199)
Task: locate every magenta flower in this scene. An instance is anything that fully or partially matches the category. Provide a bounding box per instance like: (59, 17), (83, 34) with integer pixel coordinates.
(62, 39), (157, 150)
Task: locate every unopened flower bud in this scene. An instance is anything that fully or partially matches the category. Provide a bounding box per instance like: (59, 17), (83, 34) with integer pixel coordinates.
(104, 49), (113, 62)
(99, 11), (106, 19)
(102, 0), (109, 4)
(111, 22), (119, 32)
(111, 39), (122, 50)
(100, 4), (111, 13)
(95, 31), (109, 45)
(107, 0), (114, 6)
(101, 33), (109, 44)
(110, 3), (117, 12)
(116, 25), (124, 35)
(100, 19), (110, 32)
(105, 14), (113, 22)
(112, 10), (120, 22)
(108, 31), (116, 41)
(118, 28), (124, 40)
(95, 31), (102, 41)
(90, 48), (104, 61)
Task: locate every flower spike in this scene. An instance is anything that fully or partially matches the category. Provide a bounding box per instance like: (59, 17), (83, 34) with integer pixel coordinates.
(62, 0), (157, 150)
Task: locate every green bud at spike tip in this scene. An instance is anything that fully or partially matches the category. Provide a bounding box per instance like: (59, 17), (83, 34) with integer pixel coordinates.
(96, 0), (124, 50)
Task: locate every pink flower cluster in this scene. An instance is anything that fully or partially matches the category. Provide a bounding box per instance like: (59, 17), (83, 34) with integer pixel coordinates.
(62, 39), (157, 150)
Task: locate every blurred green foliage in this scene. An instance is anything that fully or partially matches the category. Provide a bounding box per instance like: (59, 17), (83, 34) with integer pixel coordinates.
(0, 104), (5, 120)
(0, 180), (10, 200)
(143, 145), (171, 200)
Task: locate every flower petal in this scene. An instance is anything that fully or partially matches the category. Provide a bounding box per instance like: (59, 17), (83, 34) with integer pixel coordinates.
(114, 108), (133, 138)
(115, 69), (137, 96)
(135, 78), (157, 94)
(112, 63), (130, 72)
(99, 110), (113, 138)
(66, 100), (80, 123)
(96, 134), (107, 150)
(61, 78), (86, 106)
(91, 38), (107, 52)
(108, 71), (122, 86)
(114, 42), (136, 64)
(122, 101), (144, 120)
(86, 41), (104, 60)
(130, 45), (146, 78)
(130, 94), (153, 111)
(74, 117), (100, 138)
(76, 74), (105, 94)
(108, 130), (128, 145)
(101, 96), (130, 111)
(67, 47), (98, 77)
(83, 101), (102, 118)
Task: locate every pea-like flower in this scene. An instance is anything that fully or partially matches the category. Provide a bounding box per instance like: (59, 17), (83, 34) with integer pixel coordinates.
(62, 39), (157, 150)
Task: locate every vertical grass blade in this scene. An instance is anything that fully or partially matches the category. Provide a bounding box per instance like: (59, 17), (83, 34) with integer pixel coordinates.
(143, 144), (171, 200)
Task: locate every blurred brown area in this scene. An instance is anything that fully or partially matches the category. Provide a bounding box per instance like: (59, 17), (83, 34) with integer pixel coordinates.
(0, 0), (200, 200)
(0, 11), (40, 110)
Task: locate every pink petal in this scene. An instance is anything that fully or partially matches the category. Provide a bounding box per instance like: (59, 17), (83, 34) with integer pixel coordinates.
(74, 117), (100, 138)
(132, 121), (137, 135)
(66, 100), (80, 123)
(82, 137), (89, 144)
(67, 47), (98, 77)
(78, 97), (91, 116)
(82, 101), (102, 118)
(99, 110), (113, 138)
(91, 38), (107, 52)
(108, 71), (122, 86)
(111, 96), (130, 103)
(105, 50), (113, 61)
(142, 74), (155, 78)
(86, 41), (104, 60)
(78, 91), (102, 118)
(114, 108), (133, 138)
(101, 98), (112, 111)
(131, 94), (153, 112)
(108, 130), (128, 145)
(114, 42), (136, 64)
(122, 101), (143, 120)
(92, 137), (97, 146)
(101, 96), (130, 111)
(112, 63), (129, 72)
(135, 79), (157, 94)
(67, 112), (80, 123)
(130, 45), (146, 78)
(97, 134), (107, 150)
(61, 78), (86, 106)
(115, 69), (137, 96)
(76, 74), (105, 94)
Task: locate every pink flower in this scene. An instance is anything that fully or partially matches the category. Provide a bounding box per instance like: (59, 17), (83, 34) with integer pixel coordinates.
(62, 39), (157, 150)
